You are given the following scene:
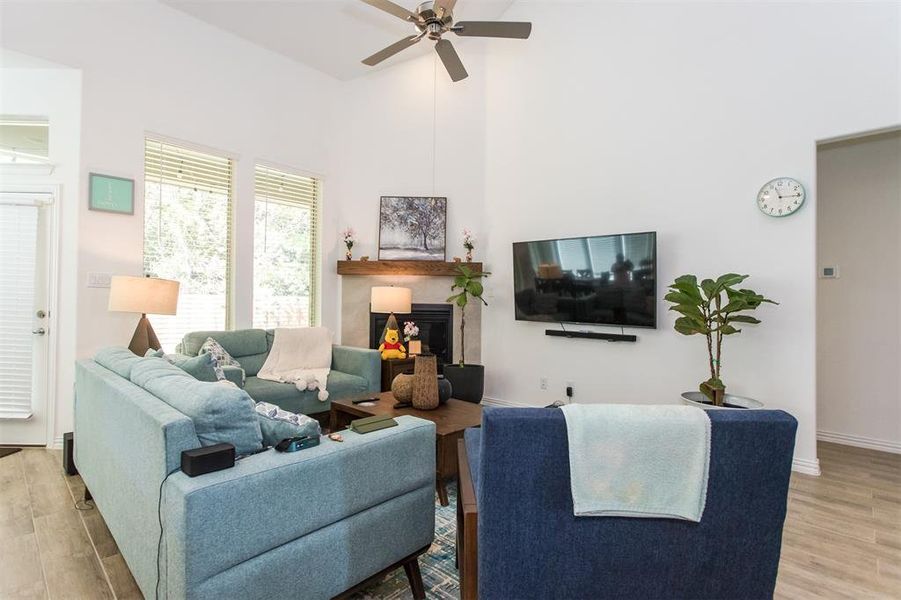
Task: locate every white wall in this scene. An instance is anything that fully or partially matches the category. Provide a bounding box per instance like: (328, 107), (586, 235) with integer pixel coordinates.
(0, 51), (82, 447)
(3, 1), (899, 470)
(326, 48), (488, 343)
(1, 2), (338, 445)
(817, 131), (901, 453)
(481, 1), (900, 471)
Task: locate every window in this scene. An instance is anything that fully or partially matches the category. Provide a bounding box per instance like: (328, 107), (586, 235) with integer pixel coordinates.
(253, 165), (319, 329)
(0, 117), (49, 164)
(143, 139), (233, 351)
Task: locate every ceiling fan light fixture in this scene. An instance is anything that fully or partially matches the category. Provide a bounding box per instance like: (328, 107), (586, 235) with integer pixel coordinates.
(359, 0), (531, 82)
(426, 22), (443, 40)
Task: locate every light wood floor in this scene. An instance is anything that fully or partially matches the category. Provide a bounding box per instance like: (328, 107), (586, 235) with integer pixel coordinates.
(1, 442), (898, 599)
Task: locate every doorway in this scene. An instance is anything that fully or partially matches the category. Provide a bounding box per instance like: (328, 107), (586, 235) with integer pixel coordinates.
(0, 190), (55, 445)
(816, 129), (901, 454)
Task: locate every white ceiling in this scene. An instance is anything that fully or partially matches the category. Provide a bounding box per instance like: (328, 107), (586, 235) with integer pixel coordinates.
(163, 0), (515, 81)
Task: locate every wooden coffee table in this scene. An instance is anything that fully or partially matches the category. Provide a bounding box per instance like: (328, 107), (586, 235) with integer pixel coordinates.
(330, 391), (482, 506)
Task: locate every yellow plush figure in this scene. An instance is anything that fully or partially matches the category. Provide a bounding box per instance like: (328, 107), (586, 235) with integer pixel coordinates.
(379, 328), (407, 360)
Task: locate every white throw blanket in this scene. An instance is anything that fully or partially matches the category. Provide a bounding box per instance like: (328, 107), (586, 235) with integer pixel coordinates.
(559, 404), (711, 522)
(257, 327), (332, 401)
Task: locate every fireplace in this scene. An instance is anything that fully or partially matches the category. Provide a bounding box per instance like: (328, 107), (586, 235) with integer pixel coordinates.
(370, 303), (454, 366)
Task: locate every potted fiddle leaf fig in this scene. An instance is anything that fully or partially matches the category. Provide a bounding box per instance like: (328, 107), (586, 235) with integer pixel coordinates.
(444, 264), (490, 403)
(665, 273), (777, 409)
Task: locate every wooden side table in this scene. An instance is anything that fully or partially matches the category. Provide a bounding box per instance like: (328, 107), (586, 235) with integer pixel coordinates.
(380, 358), (416, 391)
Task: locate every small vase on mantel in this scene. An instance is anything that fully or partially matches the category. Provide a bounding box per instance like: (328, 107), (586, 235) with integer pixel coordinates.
(345, 249), (352, 261)
(465, 249), (473, 263)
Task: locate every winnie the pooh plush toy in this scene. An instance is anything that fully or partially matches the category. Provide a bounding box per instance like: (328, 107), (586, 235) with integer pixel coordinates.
(379, 328), (407, 360)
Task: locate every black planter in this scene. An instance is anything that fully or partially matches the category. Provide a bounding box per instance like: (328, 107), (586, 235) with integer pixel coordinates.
(443, 364), (485, 404)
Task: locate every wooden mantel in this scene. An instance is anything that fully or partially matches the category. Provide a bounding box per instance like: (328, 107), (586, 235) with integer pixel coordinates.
(337, 260), (482, 277)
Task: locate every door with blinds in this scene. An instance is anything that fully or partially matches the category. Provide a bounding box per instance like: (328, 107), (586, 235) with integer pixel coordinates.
(0, 191), (51, 445)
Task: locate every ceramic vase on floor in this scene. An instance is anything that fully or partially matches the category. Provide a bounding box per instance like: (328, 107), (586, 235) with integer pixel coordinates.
(412, 354), (439, 410)
(437, 376), (452, 404)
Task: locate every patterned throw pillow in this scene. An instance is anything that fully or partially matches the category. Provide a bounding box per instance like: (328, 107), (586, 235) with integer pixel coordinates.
(254, 401), (321, 446)
(145, 348), (225, 382)
(198, 337), (241, 369)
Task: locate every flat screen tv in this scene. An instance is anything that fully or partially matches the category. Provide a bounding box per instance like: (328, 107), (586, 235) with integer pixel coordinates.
(513, 232), (657, 328)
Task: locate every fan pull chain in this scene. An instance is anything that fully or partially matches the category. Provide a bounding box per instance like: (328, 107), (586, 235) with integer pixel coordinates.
(432, 53), (438, 196)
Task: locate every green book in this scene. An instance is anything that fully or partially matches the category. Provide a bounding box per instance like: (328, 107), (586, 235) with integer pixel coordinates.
(350, 414), (398, 434)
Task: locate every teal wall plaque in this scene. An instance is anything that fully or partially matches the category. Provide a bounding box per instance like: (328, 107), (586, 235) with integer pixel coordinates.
(89, 173), (134, 214)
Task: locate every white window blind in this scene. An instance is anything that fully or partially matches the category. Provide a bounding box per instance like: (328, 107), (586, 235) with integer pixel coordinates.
(144, 138), (233, 351)
(0, 201), (38, 418)
(253, 165), (320, 329)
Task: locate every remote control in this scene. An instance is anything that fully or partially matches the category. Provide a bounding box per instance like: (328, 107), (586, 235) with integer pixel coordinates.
(352, 397), (379, 404)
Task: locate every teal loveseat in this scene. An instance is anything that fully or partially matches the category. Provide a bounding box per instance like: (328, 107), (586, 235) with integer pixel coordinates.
(75, 348), (436, 600)
(175, 329), (380, 418)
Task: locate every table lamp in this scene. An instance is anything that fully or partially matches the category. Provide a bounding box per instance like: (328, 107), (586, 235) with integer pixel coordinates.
(108, 275), (179, 356)
(370, 286), (412, 339)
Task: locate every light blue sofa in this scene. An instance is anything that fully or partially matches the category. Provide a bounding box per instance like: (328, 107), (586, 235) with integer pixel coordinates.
(75, 348), (436, 600)
(175, 329), (381, 418)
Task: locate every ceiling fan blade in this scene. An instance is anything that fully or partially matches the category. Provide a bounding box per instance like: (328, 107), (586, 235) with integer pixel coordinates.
(433, 0), (457, 18)
(362, 34), (424, 66)
(435, 39), (468, 82)
(453, 21), (532, 39)
(360, 0), (420, 22)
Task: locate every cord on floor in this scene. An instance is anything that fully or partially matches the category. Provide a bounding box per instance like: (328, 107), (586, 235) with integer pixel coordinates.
(74, 499), (95, 511)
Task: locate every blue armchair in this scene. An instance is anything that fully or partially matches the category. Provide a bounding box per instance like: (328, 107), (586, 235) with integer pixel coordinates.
(460, 407), (797, 599)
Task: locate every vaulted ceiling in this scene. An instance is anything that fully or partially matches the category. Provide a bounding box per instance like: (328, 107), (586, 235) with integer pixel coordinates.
(163, 0), (515, 80)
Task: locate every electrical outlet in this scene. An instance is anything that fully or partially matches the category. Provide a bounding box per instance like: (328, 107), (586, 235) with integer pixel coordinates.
(539, 377), (548, 391)
(565, 381), (575, 402)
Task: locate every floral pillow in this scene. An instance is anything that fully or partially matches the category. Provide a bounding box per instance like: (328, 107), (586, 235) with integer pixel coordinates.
(198, 337), (241, 370)
(254, 402), (320, 446)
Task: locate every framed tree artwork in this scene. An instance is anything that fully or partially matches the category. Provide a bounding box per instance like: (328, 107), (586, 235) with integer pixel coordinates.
(378, 196), (447, 261)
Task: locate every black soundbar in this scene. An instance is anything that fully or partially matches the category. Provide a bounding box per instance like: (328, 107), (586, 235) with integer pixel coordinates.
(545, 329), (637, 342)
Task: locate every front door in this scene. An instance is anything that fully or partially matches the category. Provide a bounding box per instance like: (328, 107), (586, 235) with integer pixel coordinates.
(0, 191), (53, 445)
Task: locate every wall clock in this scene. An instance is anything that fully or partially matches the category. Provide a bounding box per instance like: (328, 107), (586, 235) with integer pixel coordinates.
(757, 177), (805, 217)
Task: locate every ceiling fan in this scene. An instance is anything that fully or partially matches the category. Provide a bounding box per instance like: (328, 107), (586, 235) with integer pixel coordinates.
(360, 0), (531, 82)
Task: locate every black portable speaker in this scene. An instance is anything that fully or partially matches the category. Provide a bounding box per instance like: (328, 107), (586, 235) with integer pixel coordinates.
(181, 443), (235, 477)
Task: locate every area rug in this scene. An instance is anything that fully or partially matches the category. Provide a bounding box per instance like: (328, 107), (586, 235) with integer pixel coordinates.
(0, 447), (22, 459)
(352, 483), (461, 599)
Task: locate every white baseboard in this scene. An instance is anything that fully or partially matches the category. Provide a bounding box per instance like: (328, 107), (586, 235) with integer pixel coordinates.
(817, 430), (901, 455)
(48, 435), (63, 450)
(791, 457), (821, 476)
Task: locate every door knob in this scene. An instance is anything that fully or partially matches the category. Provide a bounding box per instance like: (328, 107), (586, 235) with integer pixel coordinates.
(32, 328), (46, 335)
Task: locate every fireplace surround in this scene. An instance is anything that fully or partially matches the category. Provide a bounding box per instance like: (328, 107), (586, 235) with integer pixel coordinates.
(370, 303), (454, 366)
(339, 274), (481, 369)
